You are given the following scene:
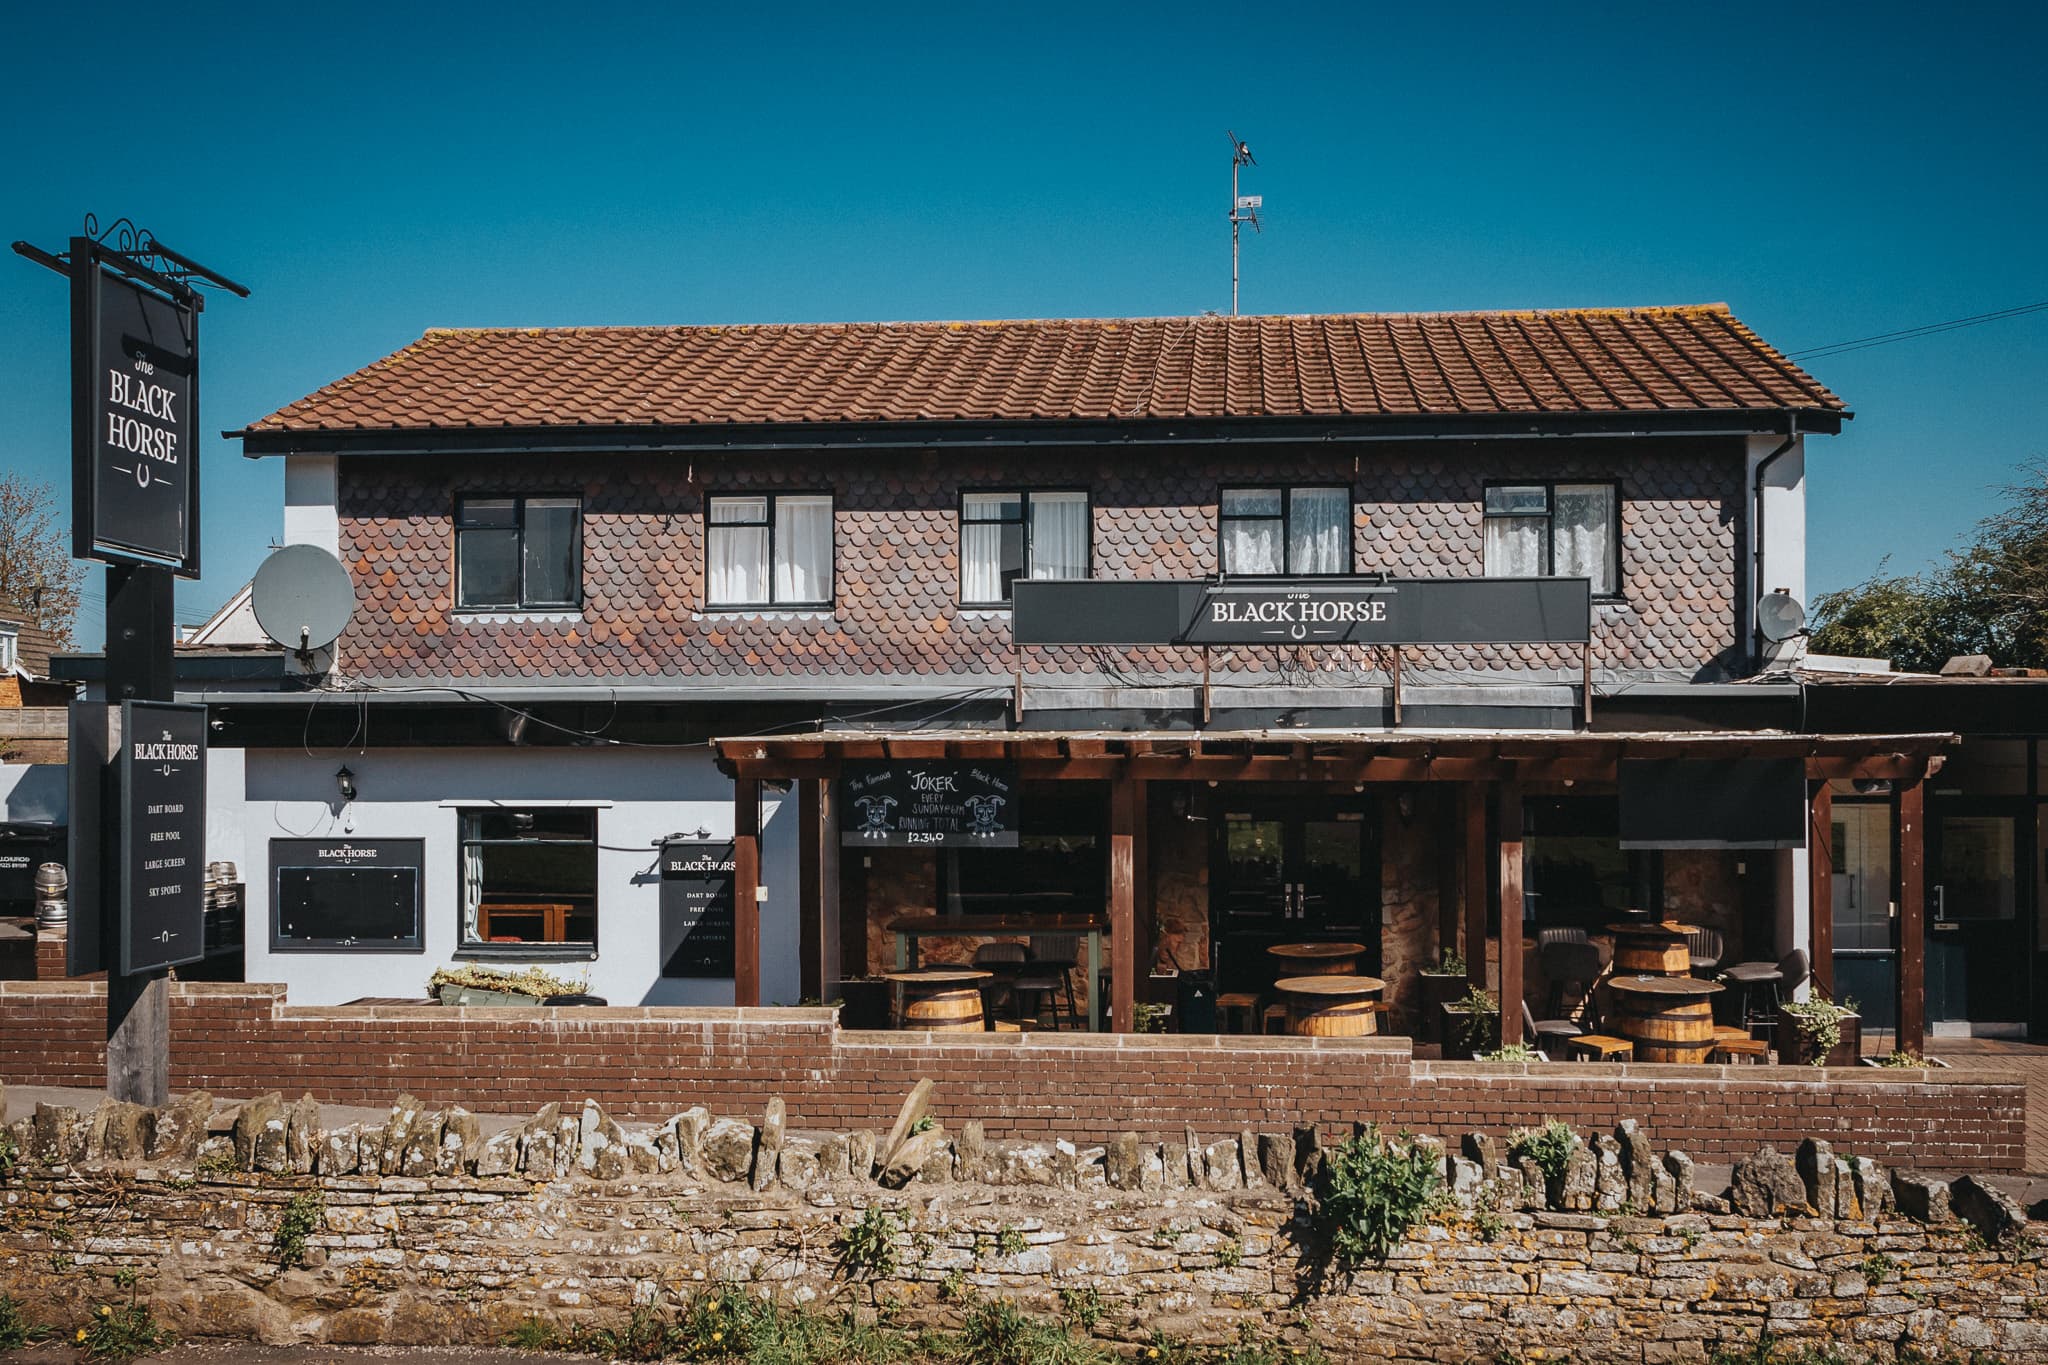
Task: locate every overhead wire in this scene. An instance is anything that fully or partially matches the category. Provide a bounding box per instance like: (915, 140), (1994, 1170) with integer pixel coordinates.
(1786, 300), (2048, 361)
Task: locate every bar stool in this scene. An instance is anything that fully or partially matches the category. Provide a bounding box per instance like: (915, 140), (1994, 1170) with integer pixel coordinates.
(1686, 927), (1726, 978)
(972, 942), (1029, 1023)
(1217, 992), (1260, 1034)
(1028, 935), (1083, 1028)
(1539, 941), (1603, 1018)
(1565, 1034), (1634, 1062)
(1721, 949), (1806, 1031)
(1522, 999), (1583, 1055)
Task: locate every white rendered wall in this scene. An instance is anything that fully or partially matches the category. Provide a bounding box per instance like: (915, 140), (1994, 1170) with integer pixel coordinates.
(1747, 434), (1812, 973)
(220, 746), (798, 1008)
(282, 455), (340, 555)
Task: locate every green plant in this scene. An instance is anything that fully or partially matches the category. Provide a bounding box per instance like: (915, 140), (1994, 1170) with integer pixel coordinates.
(1314, 1125), (1444, 1266)
(194, 1148), (238, 1176)
(1134, 1002), (1170, 1033)
(1873, 1049), (1927, 1068)
(958, 1298), (1108, 1365)
(1215, 1236), (1244, 1267)
(0, 1129), (17, 1184)
(272, 1190), (323, 1269)
(1859, 1252), (1899, 1284)
(939, 1269), (971, 1303)
(503, 1316), (559, 1350)
(427, 963), (586, 1000)
(909, 1114), (937, 1136)
(1447, 986), (1499, 1054)
(995, 1225), (1028, 1257)
(1470, 1194), (1507, 1242)
(1430, 949), (1466, 975)
(1480, 1043), (1539, 1062)
(836, 1207), (900, 1280)
(1780, 997), (1859, 1067)
(1057, 1285), (1105, 1331)
(0, 1296), (53, 1351)
(77, 1303), (173, 1362)
(1508, 1120), (1578, 1189)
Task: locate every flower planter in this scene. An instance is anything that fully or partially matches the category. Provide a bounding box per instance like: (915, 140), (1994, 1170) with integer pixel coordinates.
(436, 984), (546, 1008)
(1416, 972), (1469, 1043)
(1774, 1011), (1862, 1067)
(1439, 1004), (1501, 1060)
(833, 978), (892, 1031)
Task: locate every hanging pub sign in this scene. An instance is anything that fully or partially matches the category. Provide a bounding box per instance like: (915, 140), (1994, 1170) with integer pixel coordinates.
(71, 242), (201, 575)
(659, 839), (737, 978)
(117, 700), (208, 974)
(840, 761), (1020, 848)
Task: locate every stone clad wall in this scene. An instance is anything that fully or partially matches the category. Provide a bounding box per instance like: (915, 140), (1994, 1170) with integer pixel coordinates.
(0, 983), (2027, 1170)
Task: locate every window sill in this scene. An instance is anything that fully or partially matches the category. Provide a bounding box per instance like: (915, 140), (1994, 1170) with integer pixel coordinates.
(449, 608), (585, 624)
(454, 944), (598, 963)
(695, 606), (838, 618)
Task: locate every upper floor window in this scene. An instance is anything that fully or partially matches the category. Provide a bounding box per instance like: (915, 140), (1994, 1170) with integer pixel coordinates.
(960, 490), (1090, 605)
(458, 807), (598, 955)
(0, 627), (16, 674)
(455, 495), (581, 610)
(707, 493), (833, 608)
(1219, 486), (1349, 575)
(1483, 483), (1618, 597)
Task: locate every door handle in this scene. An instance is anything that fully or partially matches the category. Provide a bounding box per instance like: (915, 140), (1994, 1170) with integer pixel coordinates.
(1931, 885), (1945, 922)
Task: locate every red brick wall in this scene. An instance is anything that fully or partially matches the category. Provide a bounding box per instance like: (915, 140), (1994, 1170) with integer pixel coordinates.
(335, 440), (1743, 684)
(2, 982), (2023, 1169)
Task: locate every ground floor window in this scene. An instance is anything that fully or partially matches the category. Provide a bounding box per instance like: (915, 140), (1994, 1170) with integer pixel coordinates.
(944, 782), (1105, 913)
(459, 808), (598, 953)
(1522, 796), (1659, 931)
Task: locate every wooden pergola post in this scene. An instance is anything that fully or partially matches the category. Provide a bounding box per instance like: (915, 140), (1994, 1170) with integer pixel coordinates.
(1808, 781), (1835, 998)
(1436, 787), (1461, 970)
(798, 778), (831, 1004)
(1897, 775), (1926, 1056)
(1497, 784), (1524, 1045)
(1108, 770), (1138, 1033)
(733, 777), (761, 1008)
(1462, 783), (1488, 989)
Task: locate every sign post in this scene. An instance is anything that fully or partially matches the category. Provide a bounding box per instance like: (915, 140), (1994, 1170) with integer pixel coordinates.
(15, 217), (246, 1105)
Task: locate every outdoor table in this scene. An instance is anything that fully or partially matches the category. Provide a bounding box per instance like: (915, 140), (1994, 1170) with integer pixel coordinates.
(880, 968), (995, 1032)
(1273, 974), (1386, 1037)
(885, 913), (1108, 1032)
(1604, 920), (1701, 977)
(1606, 974), (1723, 1063)
(1265, 941), (1367, 976)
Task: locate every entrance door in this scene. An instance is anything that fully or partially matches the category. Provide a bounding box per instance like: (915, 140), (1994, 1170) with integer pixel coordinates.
(1210, 798), (1380, 994)
(1830, 802), (1896, 1031)
(1928, 807), (2030, 1032)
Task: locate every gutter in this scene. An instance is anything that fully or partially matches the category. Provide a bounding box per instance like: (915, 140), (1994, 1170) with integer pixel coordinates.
(1749, 416), (1799, 668)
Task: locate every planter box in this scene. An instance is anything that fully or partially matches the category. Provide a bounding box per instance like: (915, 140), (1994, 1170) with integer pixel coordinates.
(1439, 1004), (1501, 1061)
(1774, 1012), (1862, 1067)
(1416, 972), (1469, 1043)
(833, 978), (892, 1031)
(436, 984), (546, 1008)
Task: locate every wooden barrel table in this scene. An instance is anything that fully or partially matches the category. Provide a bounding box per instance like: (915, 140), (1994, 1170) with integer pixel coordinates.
(1607, 975), (1722, 1063)
(1274, 975), (1386, 1037)
(883, 969), (993, 1032)
(1266, 941), (1367, 977)
(1605, 920), (1700, 977)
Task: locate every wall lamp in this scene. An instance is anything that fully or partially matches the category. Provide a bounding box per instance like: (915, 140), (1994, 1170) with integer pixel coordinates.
(335, 766), (358, 803)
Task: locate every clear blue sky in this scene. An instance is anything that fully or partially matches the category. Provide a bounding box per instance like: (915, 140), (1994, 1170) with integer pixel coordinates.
(4, 1), (2044, 642)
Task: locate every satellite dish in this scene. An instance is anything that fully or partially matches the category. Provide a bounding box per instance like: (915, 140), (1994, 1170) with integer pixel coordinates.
(252, 544), (355, 655)
(1757, 591), (1807, 643)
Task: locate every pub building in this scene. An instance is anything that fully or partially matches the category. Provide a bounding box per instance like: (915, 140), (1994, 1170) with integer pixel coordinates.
(72, 307), (1973, 1054)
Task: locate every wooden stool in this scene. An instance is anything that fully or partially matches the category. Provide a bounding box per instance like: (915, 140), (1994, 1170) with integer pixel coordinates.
(1712, 1036), (1770, 1064)
(1566, 1034), (1635, 1062)
(1262, 1003), (1290, 1035)
(1218, 992), (1259, 1034)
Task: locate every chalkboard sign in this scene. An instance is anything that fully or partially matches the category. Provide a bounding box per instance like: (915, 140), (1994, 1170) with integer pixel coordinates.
(271, 838), (425, 951)
(840, 761), (1020, 848)
(660, 840), (736, 978)
(118, 700), (207, 974)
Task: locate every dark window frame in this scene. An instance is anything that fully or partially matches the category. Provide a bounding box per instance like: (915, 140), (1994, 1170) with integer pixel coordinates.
(453, 493), (584, 611)
(957, 487), (1094, 607)
(1216, 484), (1353, 577)
(703, 490), (837, 610)
(1481, 479), (1624, 600)
(454, 806), (601, 962)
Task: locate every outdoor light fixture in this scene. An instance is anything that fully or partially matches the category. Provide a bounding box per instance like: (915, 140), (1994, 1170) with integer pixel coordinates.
(1397, 792), (1416, 821)
(1853, 778), (1894, 795)
(335, 766), (357, 802)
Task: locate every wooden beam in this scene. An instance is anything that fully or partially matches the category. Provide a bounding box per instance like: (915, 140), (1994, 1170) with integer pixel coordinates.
(1108, 772), (1138, 1033)
(1498, 784), (1524, 1045)
(1809, 781), (1835, 999)
(1897, 777), (1926, 1057)
(1132, 779), (1153, 982)
(798, 778), (824, 1004)
(1462, 783), (1488, 989)
(733, 777), (761, 1008)
(1436, 787), (1460, 971)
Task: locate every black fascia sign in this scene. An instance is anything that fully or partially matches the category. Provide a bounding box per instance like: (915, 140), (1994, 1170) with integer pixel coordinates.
(659, 839), (737, 978)
(72, 243), (200, 575)
(839, 761), (1021, 848)
(118, 701), (207, 974)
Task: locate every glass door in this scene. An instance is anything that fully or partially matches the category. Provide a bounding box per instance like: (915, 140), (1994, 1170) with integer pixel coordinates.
(1928, 806), (2030, 1031)
(1830, 802), (1895, 1030)
(1210, 798), (1380, 994)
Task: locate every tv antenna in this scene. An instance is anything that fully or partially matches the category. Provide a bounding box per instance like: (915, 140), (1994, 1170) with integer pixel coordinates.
(1227, 131), (1261, 316)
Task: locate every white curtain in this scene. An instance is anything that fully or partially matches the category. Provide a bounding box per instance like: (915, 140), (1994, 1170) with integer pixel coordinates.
(460, 833), (484, 945)
(1485, 516), (1545, 576)
(709, 497), (769, 605)
(773, 495), (833, 604)
(961, 493), (1011, 602)
(1289, 487), (1348, 574)
(1221, 488), (1282, 574)
(1029, 493), (1088, 579)
(1553, 484), (1616, 595)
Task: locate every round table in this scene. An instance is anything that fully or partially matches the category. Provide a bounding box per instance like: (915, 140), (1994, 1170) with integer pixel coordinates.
(881, 969), (994, 1032)
(1607, 974), (1723, 1062)
(1266, 941), (1368, 977)
(1273, 974), (1386, 1037)
(1604, 920), (1701, 977)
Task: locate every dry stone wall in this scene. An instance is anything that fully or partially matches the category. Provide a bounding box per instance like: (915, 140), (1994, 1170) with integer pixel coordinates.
(2, 1087), (2045, 1362)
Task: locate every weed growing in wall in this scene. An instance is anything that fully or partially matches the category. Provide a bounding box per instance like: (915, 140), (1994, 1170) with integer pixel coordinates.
(272, 1190), (324, 1269)
(0, 1296), (53, 1351)
(75, 1302), (173, 1362)
(1313, 1125), (1445, 1266)
(1508, 1120), (1578, 1189)
(835, 1207), (900, 1280)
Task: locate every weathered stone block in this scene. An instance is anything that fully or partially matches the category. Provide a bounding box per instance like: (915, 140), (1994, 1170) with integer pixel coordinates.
(846, 1128), (876, 1181)
(676, 1107), (711, 1174)
(753, 1097), (786, 1190)
(1850, 1156), (1894, 1218)
(701, 1117), (757, 1184)
(319, 1123), (362, 1176)
(955, 1120), (987, 1182)
(778, 1136), (823, 1191)
(144, 1091), (213, 1163)
(1731, 1147), (1809, 1218)
(818, 1133), (850, 1183)
(1949, 1176), (2026, 1246)
(286, 1095), (323, 1175)
(473, 1128), (519, 1177)
(1201, 1138), (1243, 1191)
(439, 1107), (480, 1176)
(517, 1103), (561, 1178)
(233, 1093), (285, 1173)
(989, 1140), (1059, 1186)
(1257, 1133), (1295, 1192)
(1617, 1120), (1655, 1209)
(1162, 1141), (1191, 1190)
(1894, 1170), (1950, 1223)
(1592, 1134), (1626, 1211)
(1796, 1139), (1839, 1218)
(377, 1093), (422, 1176)
(578, 1101), (626, 1180)
(881, 1125), (948, 1189)
(1559, 1145), (1598, 1211)
(94, 1098), (151, 1162)
(398, 1110), (444, 1178)
(1105, 1133), (1146, 1191)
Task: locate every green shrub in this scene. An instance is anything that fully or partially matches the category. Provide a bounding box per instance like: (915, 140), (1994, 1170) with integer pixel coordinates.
(272, 1190), (324, 1269)
(1508, 1120), (1578, 1188)
(77, 1303), (173, 1362)
(836, 1207), (900, 1280)
(1314, 1125), (1444, 1266)
(0, 1296), (53, 1351)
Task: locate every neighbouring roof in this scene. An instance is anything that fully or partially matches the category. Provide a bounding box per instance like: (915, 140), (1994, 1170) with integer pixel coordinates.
(0, 604), (63, 681)
(178, 581), (270, 649)
(236, 305), (1846, 439)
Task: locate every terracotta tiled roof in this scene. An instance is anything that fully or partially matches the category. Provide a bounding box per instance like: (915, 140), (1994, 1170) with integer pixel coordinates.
(240, 305), (1844, 436)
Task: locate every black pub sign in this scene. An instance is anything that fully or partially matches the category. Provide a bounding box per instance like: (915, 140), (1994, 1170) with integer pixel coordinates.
(839, 761), (1020, 848)
(72, 247), (200, 574)
(659, 839), (736, 978)
(1183, 583), (1397, 644)
(118, 700), (207, 974)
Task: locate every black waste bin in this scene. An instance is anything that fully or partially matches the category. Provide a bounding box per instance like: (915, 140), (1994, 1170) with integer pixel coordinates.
(1176, 971), (1217, 1034)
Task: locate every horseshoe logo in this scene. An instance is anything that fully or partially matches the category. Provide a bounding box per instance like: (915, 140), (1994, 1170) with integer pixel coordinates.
(135, 464), (152, 488)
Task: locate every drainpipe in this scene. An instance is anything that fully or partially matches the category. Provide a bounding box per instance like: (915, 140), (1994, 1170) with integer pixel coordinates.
(1749, 416), (1799, 672)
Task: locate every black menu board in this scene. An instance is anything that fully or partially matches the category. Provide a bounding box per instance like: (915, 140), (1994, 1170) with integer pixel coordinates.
(839, 761), (1020, 848)
(118, 700), (207, 973)
(659, 840), (736, 978)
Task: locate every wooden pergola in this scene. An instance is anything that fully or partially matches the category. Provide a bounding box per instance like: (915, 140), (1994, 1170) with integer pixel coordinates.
(713, 729), (1953, 1054)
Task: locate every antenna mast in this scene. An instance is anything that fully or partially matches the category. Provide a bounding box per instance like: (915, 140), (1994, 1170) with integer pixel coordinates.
(1228, 131), (1261, 316)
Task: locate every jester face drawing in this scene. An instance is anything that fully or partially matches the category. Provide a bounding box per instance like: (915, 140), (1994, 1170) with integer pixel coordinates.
(853, 794), (898, 835)
(962, 794), (1006, 837)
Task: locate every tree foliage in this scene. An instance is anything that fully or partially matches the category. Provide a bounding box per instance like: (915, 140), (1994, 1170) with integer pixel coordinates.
(1811, 458), (2048, 673)
(0, 474), (82, 648)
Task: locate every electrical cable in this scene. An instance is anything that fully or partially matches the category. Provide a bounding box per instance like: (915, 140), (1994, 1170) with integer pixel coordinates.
(1787, 300), (2048, 361)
